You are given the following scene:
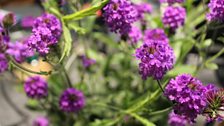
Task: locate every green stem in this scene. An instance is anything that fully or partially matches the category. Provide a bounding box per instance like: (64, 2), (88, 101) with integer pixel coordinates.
(148, 107), (172, 116)
(156, 80), (164, 93)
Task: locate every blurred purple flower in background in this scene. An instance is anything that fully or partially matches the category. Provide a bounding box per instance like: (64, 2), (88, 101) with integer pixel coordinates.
(33, 116), (49, 126)
(0, 53), (8, 73)
(28, 13), (62, 55)
(160, 0), (185, 4)
(135, 2), (152, 20)
(168, 111), (188, 126)
(135, 39), (174, 80)
(21, 16), (36, 28)
(207, 0), (224, 22)
(59, 88), (85, 113)
(103, 0), (138, 35)
(144, 28), (169, 43)
(6, 41), (34, 63)
(165, 74), (209, 122)
(128, 26), (142, 45)
(24, 76), (48, 99)
(162, 6), (186, 30)
(81, 55), (96, 68)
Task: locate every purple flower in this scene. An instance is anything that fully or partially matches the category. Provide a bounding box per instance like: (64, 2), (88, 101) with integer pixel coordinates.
(135, 3), (152, 20)
(0, 26), (10, 51)
(59, 88), (85, 112)
(164, 74), (208, 122)
(6, 41), (34, 63)
(128, 26), (142, 44)
(21, 16), (36, 28)
(135, 40), (175, 80)
(33, 116), (49, 126)
(160, 0), (184, 4)
(162, 6), (186, 30)
(203, 87), (224, 121)
(0, 13), (16, 28)
(0, 53), (8, 73)
(81, 55), (96, 68)
(28, 13), (62, 55)
(24, 76), (48, 99)
(168, 111), (188, 126)
(103, 0), (138, 35)
(144, 28), (169, 43)
(207, 0), (224, 22)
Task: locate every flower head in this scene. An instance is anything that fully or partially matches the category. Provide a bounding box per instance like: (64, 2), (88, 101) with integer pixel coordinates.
(103, 0), (138, 35)
(0, 26), (10, 51)
(162, 6), (186, 30)
(24, 76), (48, 99)
(165, 74), (208, 121)
(59, 88), (85, 112)
(135, 3), (152, 20)
(21, 16), (36, 28)
(28, 13), (62, 55)
(168, 111), (188, 126)
(33, 116), (49, 126)
(128, 26), (142, 44)
(0, 53), (8, 73)
(6, 41), (34, 63)
(144, 28), (169, 43)
(203, 87), (224, 121)
(135, 40), (174, 80)
(207, 0), (224, 22)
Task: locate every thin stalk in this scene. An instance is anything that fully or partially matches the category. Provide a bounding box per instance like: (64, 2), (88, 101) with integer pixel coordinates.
(156, 80), (164, 93)
(148, 107), (172, 116)
(61, 64), (73, 88)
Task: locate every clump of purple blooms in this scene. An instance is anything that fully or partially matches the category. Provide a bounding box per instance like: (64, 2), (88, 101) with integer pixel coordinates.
(6, 41), (34, 63)
(24, 76), (48, 99)
(59, 88), (85, 112)
(0, 53), (8, 73)
(207, 0), (224, 22)
(162, 6), (186, 30)
(28, 13), (62, 55)
(128, 26), (142, 44)
(160, 0), (184, 4)
(103, 0), (138, 35)
(165, 74), (209, 122)
(135, 39), (174, 80)
(33, 116), (49, 126)
(168, 111), (188, 126)
(144, 28), (169, 43)
(81, 55), (96, 68)
(135, 3), (152, 20)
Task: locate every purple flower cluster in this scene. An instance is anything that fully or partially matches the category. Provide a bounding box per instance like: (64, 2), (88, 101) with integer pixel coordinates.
(24, 76), (48, 99)
(160, 0), (184, 4)
(128, 26), (142, 44)
(21, 16), (36, 28)
(207, 0), (224, 22)
(165, 74), (209, 121)
(6, 41), (34, 63)
(0, 53), (8, 73)
(168, 111), (188, 126)
(103, 0), (138, 35)
(162, 6), (186, 30)
(33, 116), (49, 126)
(81, 55), (96, 68)
(135, 38), (174, 80)
(59, 88), (85, 112)
(28, 13), (62, 55)
(144, 29), (169, 43)
(135, 3), (152, 20)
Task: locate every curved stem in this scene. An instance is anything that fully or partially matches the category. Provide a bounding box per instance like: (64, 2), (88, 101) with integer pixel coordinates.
(156, 80), (164, 93)
(148, 107), (172, 116)
(10, 57), (51, 75)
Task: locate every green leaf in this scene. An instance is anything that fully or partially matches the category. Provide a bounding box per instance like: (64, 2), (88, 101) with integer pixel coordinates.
(68, 23), (87, 35)
(60, 21), (72, 62)
(205, 62), (218, 70)
(167, 65), (196, 77)
(63, 0), (109, 21)
(127, 112), (156, 126)
(90, 118), (121, 126)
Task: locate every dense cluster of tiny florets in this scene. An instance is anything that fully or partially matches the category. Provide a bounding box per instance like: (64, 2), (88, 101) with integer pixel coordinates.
(135, 39), (174, 80)
(128, 26), (142, 44)
(28, 13), (62, 55)
(162, 6), (186, 30)
(165, 74), (208, 122)
(103, 0), (138, 35)
(24, 76), (48, 99)
(135, 3), (152, 20)
(207, 0), (224, 22)
(144, 28), (169, 43)
(0, 53), (8, 73)
(59, 88), (85, 113)
(168, 111), (188, 126)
